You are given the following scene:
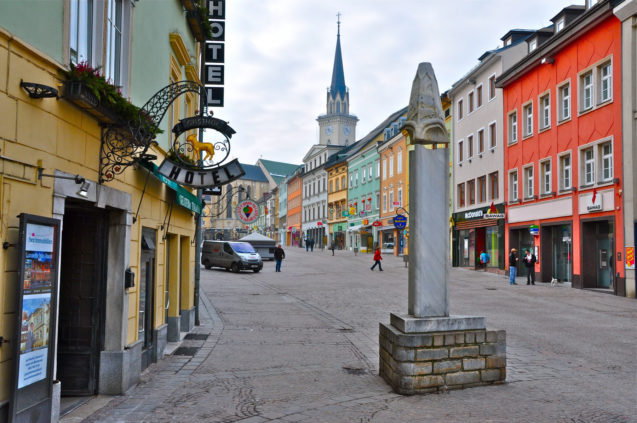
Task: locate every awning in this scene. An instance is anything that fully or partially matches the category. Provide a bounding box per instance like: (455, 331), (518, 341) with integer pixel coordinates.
(348, 224), (363, 232)
(376, 225), (396, 231)
(140, 161), (202, 214)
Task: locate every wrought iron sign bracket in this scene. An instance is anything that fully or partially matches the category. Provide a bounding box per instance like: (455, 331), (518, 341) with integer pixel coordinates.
(20, 80), (58, 99)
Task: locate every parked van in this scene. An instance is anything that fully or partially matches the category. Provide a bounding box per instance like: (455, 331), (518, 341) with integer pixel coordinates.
(201, 241), (263, 273)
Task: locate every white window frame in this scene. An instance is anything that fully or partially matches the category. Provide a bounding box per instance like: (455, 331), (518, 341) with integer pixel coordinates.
(382, 159), (387, 179)
(70, 0), (94, 65)
(362, 167), (366, 183)
(523, 164), (534, 199)
(375, 192), (380, 210)
(389, 154), (394, 177)
(559, 151), (572, 191)
(508, 110), (518, 144)
(397, 187), (403, 207)
(488, 121), (497, 150)
(488, 73), (497, 101)
(458, 139), (464, 163)
(558, 80), (571, 122)
(376, 160), (380, 178)
(539, 92), (551, 131)
(581, 146), (595, 187)
(397, 149), (403, 174)
(580, 70), (594, 112)
(509, 169), (519, 202)
(457, 99), (464, 120)
(540, 158), (552, 195)
(477, 128), (485, 155)
(599, 61), (612, 104)
(523, 101), (533, 138)
(529, 38), (537, 52)
(600, 141), (613, 182)
(556, 18), (565, 32)
(467, 134), (474, 159)
(468, 90), (475, 114)
(383, 193), (387, 212)
(389, 191), (394, 211)
(368, 163), (373, 179)
(476, 83), (483, 108)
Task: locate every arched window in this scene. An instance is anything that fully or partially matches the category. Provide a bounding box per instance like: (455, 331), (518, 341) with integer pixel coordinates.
(343, 102), (347, 114)
(336, 101), (340, 113)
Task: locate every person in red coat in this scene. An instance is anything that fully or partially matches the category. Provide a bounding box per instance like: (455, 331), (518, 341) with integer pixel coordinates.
(371, 247), (383, 271)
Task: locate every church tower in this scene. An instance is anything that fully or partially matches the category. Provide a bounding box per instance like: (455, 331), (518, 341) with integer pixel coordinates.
(317, 15), (358, 146)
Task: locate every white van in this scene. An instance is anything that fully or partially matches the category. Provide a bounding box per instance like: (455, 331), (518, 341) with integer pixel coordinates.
(201, 241), (263, 273)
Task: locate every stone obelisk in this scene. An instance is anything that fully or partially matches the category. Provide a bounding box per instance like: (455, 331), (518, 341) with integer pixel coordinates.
(379, 63), (506, 395)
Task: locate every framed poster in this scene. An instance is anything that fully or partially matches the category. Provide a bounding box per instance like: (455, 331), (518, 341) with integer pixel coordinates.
(10, 214), (60, 423)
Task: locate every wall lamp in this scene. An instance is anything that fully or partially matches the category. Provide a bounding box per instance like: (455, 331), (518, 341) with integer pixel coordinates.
(37, 169), (91, 197)
(20, 80), (58, 99)
(541, 57), (555, 65)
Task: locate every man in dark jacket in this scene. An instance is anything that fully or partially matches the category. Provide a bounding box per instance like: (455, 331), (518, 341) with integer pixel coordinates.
(509, 248), (518, 285)
(523, 249), (537, 285)
(274, 244), (285, 272)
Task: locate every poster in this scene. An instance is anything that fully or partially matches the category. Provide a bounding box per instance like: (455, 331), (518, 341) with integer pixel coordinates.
(18, 223), (55, 389)
(626, 247), (635, 270)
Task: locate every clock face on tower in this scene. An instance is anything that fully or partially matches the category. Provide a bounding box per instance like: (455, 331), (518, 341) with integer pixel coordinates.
(343, 126), (351, 135)
(325, 126), (333, 135)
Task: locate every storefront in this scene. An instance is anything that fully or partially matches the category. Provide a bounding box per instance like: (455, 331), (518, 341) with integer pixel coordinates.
(452, 204), (505, 271)
(539, 222), (573, 284)
(330, 223), (347, 249)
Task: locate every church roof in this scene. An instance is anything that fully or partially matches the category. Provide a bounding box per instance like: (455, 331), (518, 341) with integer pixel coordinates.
(239, 164), (269, 183)
(329, 25), (347, 98)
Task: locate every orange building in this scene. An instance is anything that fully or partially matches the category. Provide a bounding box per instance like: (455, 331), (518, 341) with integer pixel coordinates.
(378, 132), (408, 255)
(498, 4), (625, 294)
(286, 171), (303, 246)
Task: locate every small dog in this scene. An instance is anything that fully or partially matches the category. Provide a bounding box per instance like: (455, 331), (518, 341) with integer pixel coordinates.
(550, 277), (559, 287)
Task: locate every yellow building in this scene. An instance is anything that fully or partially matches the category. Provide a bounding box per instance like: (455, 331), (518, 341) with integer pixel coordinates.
(326, 160), (349, 249)
(0, 1), (210, 419)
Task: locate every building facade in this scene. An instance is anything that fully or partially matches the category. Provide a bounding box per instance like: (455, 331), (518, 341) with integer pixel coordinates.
(0, 0), (209, 420)
(286, 171), (303, 247)
(326, 160), (349, 249)
(449, 30), (531, 272)
(498, 1), (625, 293)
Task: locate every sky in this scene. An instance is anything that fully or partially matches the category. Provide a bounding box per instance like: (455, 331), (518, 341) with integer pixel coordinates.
(213, 0), (580, 166)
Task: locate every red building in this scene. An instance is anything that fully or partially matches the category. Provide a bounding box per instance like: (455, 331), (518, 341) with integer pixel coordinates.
(498, 2), (626, 294)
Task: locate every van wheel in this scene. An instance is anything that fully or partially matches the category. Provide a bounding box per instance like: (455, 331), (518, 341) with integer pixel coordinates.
(231, 262), (240, 273)
(203, 260), (211, 269)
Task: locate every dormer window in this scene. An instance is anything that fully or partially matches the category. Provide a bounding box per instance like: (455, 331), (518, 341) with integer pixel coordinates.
(556, 18), (565, 32)
(586, 0), (599, 8)
(504, 37), (511, 47)
(529, 39), (537, 52)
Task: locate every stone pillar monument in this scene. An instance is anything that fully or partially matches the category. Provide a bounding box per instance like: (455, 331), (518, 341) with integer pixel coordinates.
(379, 63), (506, 394)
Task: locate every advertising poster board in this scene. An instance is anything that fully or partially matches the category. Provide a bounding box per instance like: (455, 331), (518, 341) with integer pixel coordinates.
(11, 214), (60, 423)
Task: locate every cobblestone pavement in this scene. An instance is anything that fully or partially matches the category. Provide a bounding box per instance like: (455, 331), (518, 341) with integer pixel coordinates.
(64, 247), (637, 423)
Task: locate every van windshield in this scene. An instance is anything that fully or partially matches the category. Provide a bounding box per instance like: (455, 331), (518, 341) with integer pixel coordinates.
(230, 242), (256, 254)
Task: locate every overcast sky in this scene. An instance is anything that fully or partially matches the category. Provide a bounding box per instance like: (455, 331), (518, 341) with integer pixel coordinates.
(212, 0), (579, 166)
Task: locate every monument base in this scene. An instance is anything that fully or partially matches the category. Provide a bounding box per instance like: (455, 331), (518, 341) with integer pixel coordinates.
(379, 314), (506, 395)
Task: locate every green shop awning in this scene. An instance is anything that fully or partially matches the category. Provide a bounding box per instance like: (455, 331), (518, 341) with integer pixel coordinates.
(140, 161), (202, 214)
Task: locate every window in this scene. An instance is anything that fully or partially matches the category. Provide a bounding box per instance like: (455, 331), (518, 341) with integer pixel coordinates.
(581, 71), (593, 111)
(329, 180), (333, 193)
(476, 85), (483, 108)
(383, 193), (387, 212)
(468, 179), (475, 205)
(601, 142), (613, 182)
(389, 191), (394, 211)
(478, 176), (486, 203)
(489, 122), (496, 149)
(468, 91), (474, 114)
(105, 0), (124, 85)
(397, 150), (403, 173)
(556, 18), (565, 32)
(559, 83), (571, 121)
(70, 0), (93, 64)
(540, 94), (550, 130)
(478, 129), (484, 154)
(541, 160), (552, 195)
(368, 163), (373, 179)
(457, 183), (466, 208)
(341, 175), (345, 189)
(560, 153), (571, 190)
(389, 154), (394, 177)
(524, 166), (534, 198)
(529, 38), (537, 52)
(382, 159), (387, 179)
(457, 99), (464, 120)
(376, 192), (380, 210)
(376, 160), (380, 178)
(488, 74), (496, 100)
(489, 171), (498, 200)
(523, 102), (533, 137)
(508, 111), (518, 144)
(398, 188), (403, 207)
(599, 62), (612, 103)
(335, 178), (339, 191)
(467, 135), (474, 158)
(349, 174), (353, 189)
(458, 140), (464, 162)
(362, 167), (366, 183)
(355, 173), (359, 187)
(509, 170), (518, 202)
(582, 147), (594, 186)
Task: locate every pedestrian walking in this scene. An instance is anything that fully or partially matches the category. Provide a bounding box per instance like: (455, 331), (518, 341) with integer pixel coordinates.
(370, 247), (383, 271)
(523, 248), (537, 285)
(479, 250), (490, 271)
(509, 248), (518, 285)
(330, 243), (335, 256)
(274, 244), (285, 272)
(305, 236), (309, 252)
(310, 238), (314, 252)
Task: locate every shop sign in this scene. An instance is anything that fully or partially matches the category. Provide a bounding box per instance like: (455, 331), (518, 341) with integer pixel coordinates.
(586, 189), (602, 212)
(349, 207), (356, 215)
(484, 202), (505, 219)
(366, 203), (371, 211)
(372, 220), (382, 227)
(393, 215), (407, 229)
(464, 210), (483, 219)
(626, 247), (635, 270)
(317, 221), (323, 226)
(362, 219), (369, 225)
(529, 224), (539, 236)
(237, 200), (259, 223)
(359, 211), (365, 217)
(11, 214), (61, 422)
(205, 0), (226, 106)
(342, 210), (350, 217)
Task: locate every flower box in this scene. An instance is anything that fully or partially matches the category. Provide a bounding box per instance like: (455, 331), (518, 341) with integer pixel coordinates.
(62, 80), (122, 124)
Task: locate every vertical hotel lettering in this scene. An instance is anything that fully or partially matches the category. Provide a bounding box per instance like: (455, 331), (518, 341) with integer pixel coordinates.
(205, 0), (226, 107)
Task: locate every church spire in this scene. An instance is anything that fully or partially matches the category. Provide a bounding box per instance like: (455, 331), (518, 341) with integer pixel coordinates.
(329, 13), (347, 99)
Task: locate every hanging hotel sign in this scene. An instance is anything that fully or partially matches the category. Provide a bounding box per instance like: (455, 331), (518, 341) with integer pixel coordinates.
(237, 200), (259, 224)
(157, 116), (245, 188)
(11, 214), (61, 423)
(205, 0), (226, 107)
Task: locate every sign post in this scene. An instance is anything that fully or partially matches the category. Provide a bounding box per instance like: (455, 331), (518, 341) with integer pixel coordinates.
(10, 214), (61, 423)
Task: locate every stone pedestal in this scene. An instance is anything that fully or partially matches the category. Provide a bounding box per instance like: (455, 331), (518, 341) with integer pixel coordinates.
(379, 314), (506, 395)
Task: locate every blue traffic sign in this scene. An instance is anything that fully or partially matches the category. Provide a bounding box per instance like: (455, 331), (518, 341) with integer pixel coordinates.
(393, 214), (407, 229)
